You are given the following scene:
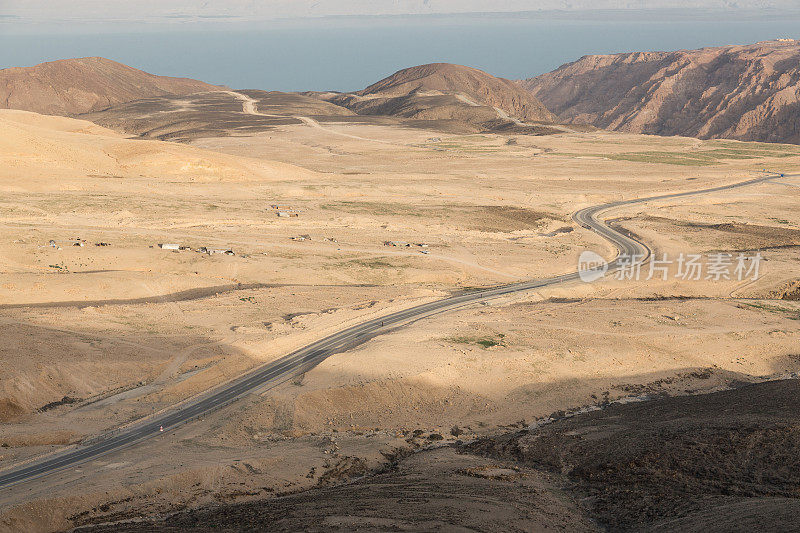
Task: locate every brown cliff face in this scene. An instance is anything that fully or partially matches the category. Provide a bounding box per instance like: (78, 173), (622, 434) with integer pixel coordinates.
(0, 57), (219, 116)
(522, 40), (800, 144)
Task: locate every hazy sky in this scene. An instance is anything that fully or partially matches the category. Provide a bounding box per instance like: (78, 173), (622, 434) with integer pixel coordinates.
(2, 2), (799, 91)
(3, 1), (800, 29)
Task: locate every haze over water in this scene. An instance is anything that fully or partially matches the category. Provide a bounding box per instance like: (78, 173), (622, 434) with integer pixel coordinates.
(2, 10), (799, 91)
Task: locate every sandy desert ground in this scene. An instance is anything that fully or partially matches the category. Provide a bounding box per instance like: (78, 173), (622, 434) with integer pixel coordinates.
(0, 99), (799, 531)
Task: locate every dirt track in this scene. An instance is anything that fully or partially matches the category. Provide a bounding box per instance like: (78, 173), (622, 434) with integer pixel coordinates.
(228, 90), (400, 145)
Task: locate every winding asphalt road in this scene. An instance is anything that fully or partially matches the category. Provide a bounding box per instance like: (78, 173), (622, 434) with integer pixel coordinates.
(0, 173), (781, 490)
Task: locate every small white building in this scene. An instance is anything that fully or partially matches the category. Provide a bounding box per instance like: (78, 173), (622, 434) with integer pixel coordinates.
(158, 243), (180, 250)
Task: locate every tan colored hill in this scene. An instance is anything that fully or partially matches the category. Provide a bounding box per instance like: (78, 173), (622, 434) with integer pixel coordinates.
(0, 57), (219, 117)
(319, 63), (556, 134)
(0, 108), (312, 186)
(522, 40), (800, 144)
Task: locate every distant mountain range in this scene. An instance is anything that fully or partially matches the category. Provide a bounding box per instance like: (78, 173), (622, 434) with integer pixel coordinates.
(521, 40), (800, 144)
(6, 42), (800, 144)
(0, 57), (218, 116)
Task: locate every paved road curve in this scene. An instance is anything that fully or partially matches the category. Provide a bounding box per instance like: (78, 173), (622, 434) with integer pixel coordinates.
(0, 173), (780, 490)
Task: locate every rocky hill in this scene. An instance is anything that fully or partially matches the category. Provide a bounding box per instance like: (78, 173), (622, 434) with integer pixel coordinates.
(522, 40), (800, 144)
(0, 57), (219, 116)
(320, 63), (557, 134)
(78, 379), (800, 532)
(359, 63), (555, 122)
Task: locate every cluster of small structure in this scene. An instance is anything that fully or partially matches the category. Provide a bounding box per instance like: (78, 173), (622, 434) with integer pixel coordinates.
(384, 241), (428, 248)
(290, 235), (339, 245)
(157, 243), (234, 256)
(45, 238), (109, 249)
(42, 239), (234, 256)
(384, 241), (430, 254)
(270, 204), (300, 218)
